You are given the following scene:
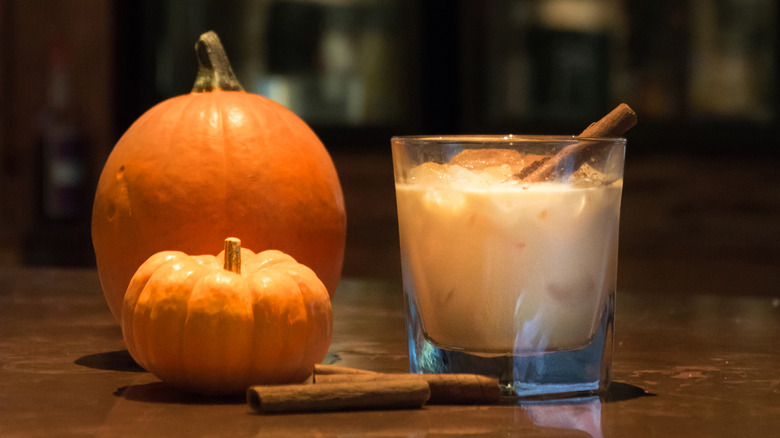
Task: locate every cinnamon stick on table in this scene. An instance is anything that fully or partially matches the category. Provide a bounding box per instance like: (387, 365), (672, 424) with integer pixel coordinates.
(247, 380), (430, 414)
(313, 364), (500, 404)
(246, 365), (502, 414)
(521, 103), (637, 182)
(313, 371), (501, 405)
(312, 364), (379, 375)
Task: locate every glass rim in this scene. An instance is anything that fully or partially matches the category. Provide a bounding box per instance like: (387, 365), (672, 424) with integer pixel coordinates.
(391, 134), (627, 143)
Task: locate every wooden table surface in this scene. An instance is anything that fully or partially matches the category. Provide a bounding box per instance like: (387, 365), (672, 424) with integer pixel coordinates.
(1, 267), (778, 437)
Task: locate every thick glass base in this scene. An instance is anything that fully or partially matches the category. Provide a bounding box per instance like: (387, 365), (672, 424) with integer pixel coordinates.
(406, 294), (614, 400)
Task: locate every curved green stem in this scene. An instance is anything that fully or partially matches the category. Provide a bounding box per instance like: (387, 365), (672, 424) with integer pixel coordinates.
(192, 31), (244, 92)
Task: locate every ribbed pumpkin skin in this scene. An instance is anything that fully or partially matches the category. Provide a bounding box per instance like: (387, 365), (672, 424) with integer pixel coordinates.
(92, 89), (346, 321)
(122, 247), (333, 395)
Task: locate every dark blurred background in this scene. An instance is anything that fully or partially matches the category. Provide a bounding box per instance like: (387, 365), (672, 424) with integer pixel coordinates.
(1, 0), (778, 296)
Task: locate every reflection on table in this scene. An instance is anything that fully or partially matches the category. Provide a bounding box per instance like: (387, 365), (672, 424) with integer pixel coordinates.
(1, 268), (778, 437)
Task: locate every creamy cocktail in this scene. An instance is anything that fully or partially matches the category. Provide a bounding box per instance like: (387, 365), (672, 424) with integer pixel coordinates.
(392, 136), (626, 398)
(396, 171), (621, 352)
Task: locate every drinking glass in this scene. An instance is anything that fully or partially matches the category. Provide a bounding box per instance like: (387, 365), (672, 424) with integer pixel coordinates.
(392, 135), (625, 399)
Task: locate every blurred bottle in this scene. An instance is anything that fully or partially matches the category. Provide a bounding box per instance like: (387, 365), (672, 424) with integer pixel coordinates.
(688, 0), (775, 121)
(493, 0), (624, 124)
(35, 40), (89, 223)
(524, 0), (620, 121)
(24, 40), (92, 266)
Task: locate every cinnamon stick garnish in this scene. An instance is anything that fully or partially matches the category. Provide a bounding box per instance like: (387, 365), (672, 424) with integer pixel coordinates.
(578, 103), (638, 138)
(521, 103), (637, 182)
(247, 380), (430, 414)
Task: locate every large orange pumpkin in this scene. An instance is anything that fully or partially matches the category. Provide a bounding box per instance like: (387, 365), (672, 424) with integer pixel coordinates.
(92, 31), (346, 321)
(123, 238), (332, 394)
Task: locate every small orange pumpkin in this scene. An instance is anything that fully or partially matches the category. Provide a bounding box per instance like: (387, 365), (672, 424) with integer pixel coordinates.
(122, 238), (332, 395)
(92, 31), (346, 322)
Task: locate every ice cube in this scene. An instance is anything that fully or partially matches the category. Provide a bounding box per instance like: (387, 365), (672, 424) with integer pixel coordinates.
(571, 163), (607, 187)
(408, 162), (490, 188)
(450, 149), (547, 177)
(450, 149), (522, 170)
(446, 164), (482, 185)
(481, 164), (516, 184)
(408, 162), (450, 185)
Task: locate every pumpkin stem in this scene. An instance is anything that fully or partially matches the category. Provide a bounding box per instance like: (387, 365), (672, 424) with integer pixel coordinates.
(192, 31), (244, 93)
(224, 237), (242, 274)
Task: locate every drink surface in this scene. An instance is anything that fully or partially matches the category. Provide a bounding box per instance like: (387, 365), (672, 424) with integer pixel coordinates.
(396, 161), (622, 353)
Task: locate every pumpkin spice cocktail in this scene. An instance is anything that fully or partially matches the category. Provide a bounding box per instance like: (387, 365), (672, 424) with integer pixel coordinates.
(392, 105), (635, 399)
